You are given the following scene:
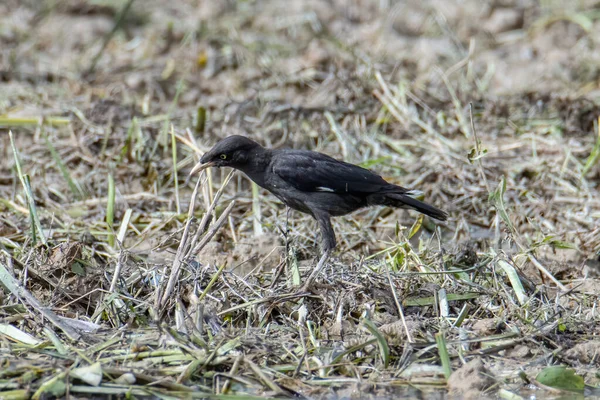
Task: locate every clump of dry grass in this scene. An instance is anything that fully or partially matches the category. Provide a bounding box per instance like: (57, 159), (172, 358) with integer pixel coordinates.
(1, 0), (600, 399)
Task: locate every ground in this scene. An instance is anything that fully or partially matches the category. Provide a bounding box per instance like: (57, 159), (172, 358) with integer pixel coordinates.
(1, 0), (599, 399)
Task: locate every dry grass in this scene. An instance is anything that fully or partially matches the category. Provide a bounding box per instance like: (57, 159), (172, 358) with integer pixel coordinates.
(1, 0), (600, 398)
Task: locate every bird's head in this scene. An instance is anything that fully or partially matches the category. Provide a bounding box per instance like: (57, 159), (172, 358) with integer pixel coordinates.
(190, 135), (261, 174)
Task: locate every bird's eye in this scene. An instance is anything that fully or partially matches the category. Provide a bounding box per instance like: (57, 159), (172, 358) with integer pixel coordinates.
(220, 154), (227, 160)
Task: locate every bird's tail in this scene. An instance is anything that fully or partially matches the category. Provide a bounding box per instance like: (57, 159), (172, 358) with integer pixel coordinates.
(376, 190), (448, 221)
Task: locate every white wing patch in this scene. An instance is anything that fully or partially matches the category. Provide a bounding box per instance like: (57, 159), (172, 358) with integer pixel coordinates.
(406, 189), (424, 199)
(316, 186), (335, 192)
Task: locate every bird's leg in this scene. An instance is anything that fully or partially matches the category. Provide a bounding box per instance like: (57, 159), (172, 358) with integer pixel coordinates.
(299, 212), (336, 291)
(284, 206), (293, 275)
(273, 207), (293, 288)
(284, 206), (291, 252)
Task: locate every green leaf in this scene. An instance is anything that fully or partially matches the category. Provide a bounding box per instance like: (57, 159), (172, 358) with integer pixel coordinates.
(532, 236), (579, 251)
(45, 134), (84, 200)
(497, 260), (528, 305)
(195, 106), (207, 134)
(33, 374), (66, 399)
(536, 366), (584, 393)
(489, 175), (515, 234)
(468, 147), (488, 163)
(435, 331), (452, 379)
(582, 127), (600, 176)
(407, 214), (423, 239)
(71, 262), (86, 276)
(10, 131), (47, 245)
(468, 148), (477, 163)
(362, 317), (390, 368)
(542, 236), (578, 250)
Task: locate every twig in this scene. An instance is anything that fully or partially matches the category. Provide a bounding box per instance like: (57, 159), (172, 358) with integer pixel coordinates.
(108, 250), (125, 293)
(156, 176), (203, 312)
(190, 200), (236, 256)
(184, 170), (234, 259)
(385, 264), (413, 343)
(528, 254), (568, 292)
(469, 103), (490, 193)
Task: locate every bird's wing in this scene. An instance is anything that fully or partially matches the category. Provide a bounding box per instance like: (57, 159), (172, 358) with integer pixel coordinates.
(271, 150), (389, 194)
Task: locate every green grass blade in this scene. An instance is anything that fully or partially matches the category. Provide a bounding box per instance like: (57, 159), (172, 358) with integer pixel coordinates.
(0, 116), (70, 127)
(118, 117), (137, 163)
(44, 134), (84, 200)
(497, 260), (528, 306)
(23, 175), (43, 244)
(195, 106), (206, 134)
(582, 117), (600, 176)
(9, 131), (46, 245)
(408, 214), (423, 239)
(452, 303), (472, 328)
(362, 317), (390, 368)
(435, 331), (452, 379)
(198, 263), (227, 302)
(489, 175), (515, 234)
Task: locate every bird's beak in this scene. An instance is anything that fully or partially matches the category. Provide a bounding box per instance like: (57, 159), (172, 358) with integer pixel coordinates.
(190, 160), (216, 175)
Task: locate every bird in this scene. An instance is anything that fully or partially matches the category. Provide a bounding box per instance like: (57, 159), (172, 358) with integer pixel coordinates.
(191, 135), (447, 290)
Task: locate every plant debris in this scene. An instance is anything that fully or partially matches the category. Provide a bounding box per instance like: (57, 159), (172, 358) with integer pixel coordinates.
(1, 1), (599, 399)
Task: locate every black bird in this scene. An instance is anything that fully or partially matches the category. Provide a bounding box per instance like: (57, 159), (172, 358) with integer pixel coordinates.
(191, 135), (447, 288)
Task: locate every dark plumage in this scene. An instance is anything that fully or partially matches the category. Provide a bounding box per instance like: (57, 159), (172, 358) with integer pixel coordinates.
(191, 135), (447, 288)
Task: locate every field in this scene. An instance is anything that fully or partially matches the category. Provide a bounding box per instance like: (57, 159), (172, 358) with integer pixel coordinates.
(1, 0), (600, 399)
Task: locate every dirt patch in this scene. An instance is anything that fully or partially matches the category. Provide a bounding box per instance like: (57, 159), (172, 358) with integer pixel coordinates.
(565, 341), (600, 365)
(448, 358), (496, 399)
(196, 232), (282, 272)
